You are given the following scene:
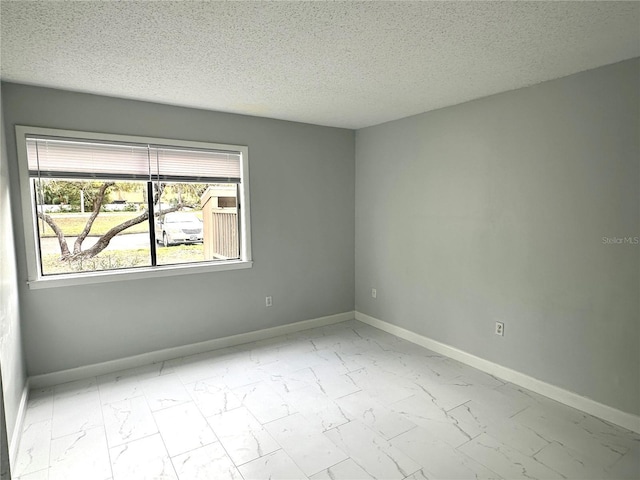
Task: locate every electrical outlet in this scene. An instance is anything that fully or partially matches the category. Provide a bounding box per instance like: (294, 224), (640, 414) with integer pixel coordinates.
(371, 288), (377, 299)
(265, 296), (272, 307)
(495, 321), (504, 336)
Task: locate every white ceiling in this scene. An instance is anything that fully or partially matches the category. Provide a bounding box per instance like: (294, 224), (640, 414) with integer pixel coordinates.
(1, 1), (639, 129)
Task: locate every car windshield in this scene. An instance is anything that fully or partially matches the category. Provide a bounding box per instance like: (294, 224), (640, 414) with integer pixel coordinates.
(164, 213), (200, 223)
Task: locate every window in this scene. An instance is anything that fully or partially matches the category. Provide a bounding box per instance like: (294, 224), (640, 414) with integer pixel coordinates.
(16, 126), (252, 287)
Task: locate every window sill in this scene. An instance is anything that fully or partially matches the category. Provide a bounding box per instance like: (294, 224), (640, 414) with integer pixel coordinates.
(27, 260), (253, 290)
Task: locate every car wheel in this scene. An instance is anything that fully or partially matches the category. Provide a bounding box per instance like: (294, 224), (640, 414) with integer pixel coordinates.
(163, 232), (169, 247)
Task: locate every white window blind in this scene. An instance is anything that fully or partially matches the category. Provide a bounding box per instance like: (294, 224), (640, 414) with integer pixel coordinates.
(149, 146), (241, 182)
(27, 137), (242, 182)
(27, 137), (150, 179)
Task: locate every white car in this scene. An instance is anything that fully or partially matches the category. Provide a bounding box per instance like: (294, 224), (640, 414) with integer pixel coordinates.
(155, 212), (203, 247)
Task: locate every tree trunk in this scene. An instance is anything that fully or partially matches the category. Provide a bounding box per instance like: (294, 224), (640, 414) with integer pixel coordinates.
(38, 177), (191, 262)
(74, 210), (150, 259)
(71, 204), (187, 260)
(74, 182), (114, 254)
(36, 211), (71, 258)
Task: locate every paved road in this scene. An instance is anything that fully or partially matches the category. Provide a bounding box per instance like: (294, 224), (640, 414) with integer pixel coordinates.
(40, 232), (151, 256)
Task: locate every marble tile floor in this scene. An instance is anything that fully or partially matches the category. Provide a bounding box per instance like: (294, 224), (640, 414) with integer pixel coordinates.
(13, 320), (639, 480)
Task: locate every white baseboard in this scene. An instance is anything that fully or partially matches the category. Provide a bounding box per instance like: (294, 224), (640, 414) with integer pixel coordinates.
(355, 311), (640, 434)
(30, 311), (354, 389)
(9, 379), (29, 468)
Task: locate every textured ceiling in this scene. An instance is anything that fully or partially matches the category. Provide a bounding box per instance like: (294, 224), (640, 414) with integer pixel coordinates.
(1, 1), (639, 129)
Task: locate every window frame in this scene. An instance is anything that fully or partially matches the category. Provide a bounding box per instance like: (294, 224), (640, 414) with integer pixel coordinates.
(16, 125), (253, 289)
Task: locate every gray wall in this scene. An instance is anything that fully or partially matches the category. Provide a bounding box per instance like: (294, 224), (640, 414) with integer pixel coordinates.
(355, 59), (639, 416)
(1, 372), (11, 480)
(0, 89), (27, 457)
(2, 83), (355, 376)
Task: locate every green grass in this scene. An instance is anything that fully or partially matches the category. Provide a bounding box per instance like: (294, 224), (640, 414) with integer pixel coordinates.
(157, 244), (205, 265)
(38, 212), (149, 237)
(38, 211), (204, 237)
(41, 244), (205, 275)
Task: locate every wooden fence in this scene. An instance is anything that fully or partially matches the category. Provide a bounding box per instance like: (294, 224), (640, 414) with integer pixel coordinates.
(208, 211), (239, 259)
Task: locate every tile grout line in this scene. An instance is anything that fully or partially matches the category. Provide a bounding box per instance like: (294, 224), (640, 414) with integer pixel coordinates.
(96, 377), (116, 480)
